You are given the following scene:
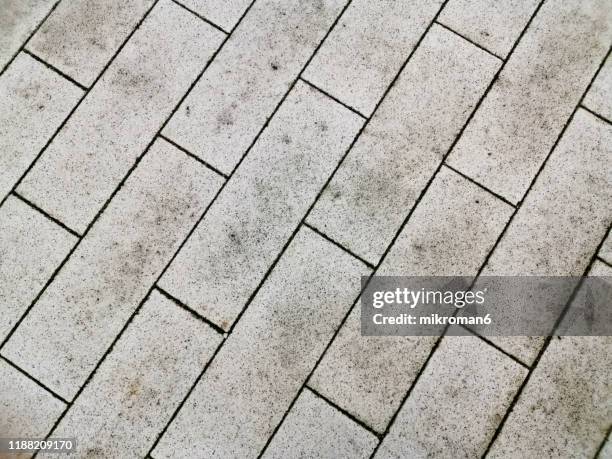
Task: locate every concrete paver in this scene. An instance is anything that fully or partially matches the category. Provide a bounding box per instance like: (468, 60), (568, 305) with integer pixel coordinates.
(438, 0), (540, 58)
(3, 139), (223, 400)
(152, 227), (369, 458)
(303, 0), (444, 115)
(309, 167), (513, 432)
(0, 196), (76, 342)
(584, 53), (612, 121)
(0, 52), (82, 202)
(162, 0), (347, 174)
(308, 25), (500, 264)
(263, 388), (378, 459)
(447, 0), (612, 204)
(159, 81), (363, 330)
(27, 0), (156, 87)
(17, 0), (224, 233)
(44, 290), (222, 458)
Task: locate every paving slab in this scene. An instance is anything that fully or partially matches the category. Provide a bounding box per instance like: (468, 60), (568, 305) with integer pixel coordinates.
(308, 24), (500, 264)
(0, 358), (65, 442)
(438, 0), (539, 58)
(487, 335), (611, 458)
(0, 52), (82, 202)
(374, 336), (527, 458)
(262, 388), (378, 459)
(44, 290), (222, 459)
(480, 109), (612, 364)
(447, 0), (612, 204)
(152, 227), (370, 458)
(27, 0), (155, 87)
(0, 0), (56, 71)
(162, 0), (347, 174)
(159, 81), (363, 330)
(0, 196), (76, 343)
(3, 139), (223, 400)
(17, 0), (224, 234)
(176, 0), (251, 32)
(309, 167), (513, 432)
(302, 0), (443, 115)
(584, 53), (612, 121)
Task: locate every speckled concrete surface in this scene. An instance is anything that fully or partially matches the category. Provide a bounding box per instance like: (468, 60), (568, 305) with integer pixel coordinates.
(0, 0), (610, 457)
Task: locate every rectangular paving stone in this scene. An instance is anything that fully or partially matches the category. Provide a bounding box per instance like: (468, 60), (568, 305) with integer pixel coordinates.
(307, 25), (500, 264)
(308, 167), (514, 432)
(0, 358), (65, 441)
(152, 227), (370, 458)
(17, 0), (224, 234)
(159, 81), (363, 331)
(262, 388), (378, 459)
(480, 109), (612, 364)
(45, 290), (223, 458)
(438, 0), (539, 58)
(176, 0), (251, 32)
(446, 0), (612, 204)
(0, 52), (82, 202)
(162, 0), (347, 174)
(27, 0), (155, 87)
(0, 196), (76, 343)
(584, 53), (612, 121)
(0, 0), (55, 71)
(3, 138), (224, 400)
(375, 336), (527, 458)
(302, 0), (444, 116)
(488, 336), (611, 458)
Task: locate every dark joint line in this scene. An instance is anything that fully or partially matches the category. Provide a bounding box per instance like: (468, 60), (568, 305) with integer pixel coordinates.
(434, 21), (504, 62)
(13, 191), (81, 238)
(22, 48), (88, 91)
(299, 77), (368, 120)
(304, 222), (375, 269)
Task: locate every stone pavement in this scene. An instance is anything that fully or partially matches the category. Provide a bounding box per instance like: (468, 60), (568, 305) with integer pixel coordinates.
(0, 0), (610, 457)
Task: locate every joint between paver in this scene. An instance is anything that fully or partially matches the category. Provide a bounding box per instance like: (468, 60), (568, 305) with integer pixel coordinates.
(0, 354), (69, 405)
(22, 48), (88, 91)
(305, 385), (382, 438)
(154, 285), (227, 336)
(12, 191), (81, 238)
(169, 0), (230, 35)
(443, 164), (516, 208)
(304, 222), (374, 269)
(596, 256), (612, 269)
(460, 326), (530, 369)
(580, 104), (612, 127)
(434, 20), (504, 62)
(299, 77), (367, 120)
(159, 134), (229, 179)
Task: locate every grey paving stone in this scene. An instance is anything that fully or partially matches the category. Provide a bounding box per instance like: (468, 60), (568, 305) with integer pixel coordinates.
(0, 0), (55, 71)
(308, 25), (500, 264)
(600, 231), (612, 265)
(152, 227), (370, 458)
(0, 196), (76, 343)
(438, 0), (539, 58)
(44, 290), (223, 459)
(0, 52), (82, 202)
(262, 388), (378, 459)
(162, 0), (347, 174)
(446, 0), (612, 204)
(481, 109), (612, 364)
(0, 358), (65, 440)
(308, 167), (513, 432)
(17, 0), (224, 234)
(176, 0), (251, 32)
(3, 139), (223, 400)
(159, 81), (363, 331)
(584, 53), (612, 121)
(601, 434), (612, 459)
(487, 336), (611, 458)
(27, 0), (155, 87)
(302, 0), (444, 116)
(375, 336), (526, 458)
